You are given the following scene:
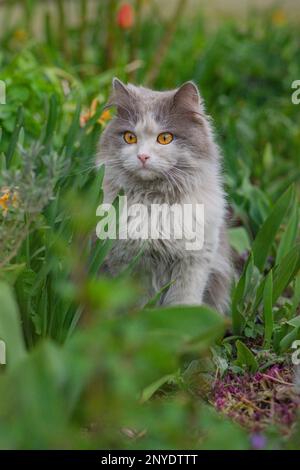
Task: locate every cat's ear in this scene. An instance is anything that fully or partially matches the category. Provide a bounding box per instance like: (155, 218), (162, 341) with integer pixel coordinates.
(112, 77), (130, 98)
(108, 77), (134, 119)
(173, 81), (202, 113)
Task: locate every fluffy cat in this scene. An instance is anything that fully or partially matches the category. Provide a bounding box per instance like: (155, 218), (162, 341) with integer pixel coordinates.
(97, 78), (231, 312)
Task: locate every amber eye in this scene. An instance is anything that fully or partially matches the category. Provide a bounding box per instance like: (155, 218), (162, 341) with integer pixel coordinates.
(123, 131), (137, 144)
(157, 132), (173, 145)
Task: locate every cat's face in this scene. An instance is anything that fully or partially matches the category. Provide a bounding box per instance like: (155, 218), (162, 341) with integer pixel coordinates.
(115, 111), (178, 181)
(99, 79), (212, 184)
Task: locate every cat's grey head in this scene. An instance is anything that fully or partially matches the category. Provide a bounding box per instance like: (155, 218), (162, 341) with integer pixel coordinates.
(99, 78), (215, 185)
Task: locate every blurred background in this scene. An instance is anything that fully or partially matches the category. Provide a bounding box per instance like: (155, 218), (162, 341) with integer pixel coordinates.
(0, 0), (299, 450)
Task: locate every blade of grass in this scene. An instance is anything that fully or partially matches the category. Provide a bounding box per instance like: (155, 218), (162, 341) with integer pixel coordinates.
(273, 244), (300, 304)
(6, 106), (23, 168)
(263, 270), (273, 349)
(64, 102), (81, 159)
(231, 254), (253, 335)
(42, 94), (58, 150)
(252, 185), (294, 271)
(276, 202), (299, 264)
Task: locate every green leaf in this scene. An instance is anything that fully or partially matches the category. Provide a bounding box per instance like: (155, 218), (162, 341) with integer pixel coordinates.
(5, 106), (23, 168)
(235, 340), (258, 372)
(0, 281), (26, 369)
(42, 94), (58, 149)
(85, 163), (105, 207)
(252, 185), (295, 271)
(143, 278), (176, 309)
(64, 101), (81, 158)
(140, 373), (175, 403)
(276, 202), (299, 264)
(231, 254), (253, 335)
(263, 270), (273, 349)
(273, 244), (300, 304)
(290, 274), (300, 318)
(0, 263), (26, 285)
(287, 316), (300, 328)
(279, 327), (300, 353)
(142, 305), (226, 354)
(228, 227), (250, 254)
(250, 244), (300, 314)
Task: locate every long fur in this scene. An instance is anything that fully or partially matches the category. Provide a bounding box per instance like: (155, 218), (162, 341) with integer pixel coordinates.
(97, 79), (232, 313)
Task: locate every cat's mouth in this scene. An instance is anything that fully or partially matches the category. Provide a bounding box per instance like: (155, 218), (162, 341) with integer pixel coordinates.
(122, 162), (163, 181)
(134, 166), (158, 180)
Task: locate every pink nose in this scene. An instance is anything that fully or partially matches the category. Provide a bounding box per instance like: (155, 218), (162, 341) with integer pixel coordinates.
(138, 154), (150, 165)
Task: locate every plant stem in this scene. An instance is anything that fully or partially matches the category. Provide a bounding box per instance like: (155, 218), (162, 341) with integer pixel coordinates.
(78, 0), (88, 64)
(105, 0), (118, 68)
(145, 0), (188, 86)
(128, 0), (144, 81)
(56, 0), (70, 60)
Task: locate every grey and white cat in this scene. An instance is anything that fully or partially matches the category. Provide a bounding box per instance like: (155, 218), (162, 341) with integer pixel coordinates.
(97, 78), (231, 312)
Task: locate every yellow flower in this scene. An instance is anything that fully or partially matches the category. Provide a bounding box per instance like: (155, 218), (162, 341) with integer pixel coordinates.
(0, 190), (9, 217)
(271, 9), (287, 26)
(0, 187), (20, 216)
(98, 109), (111, 125)
(80, 98), (112, 127)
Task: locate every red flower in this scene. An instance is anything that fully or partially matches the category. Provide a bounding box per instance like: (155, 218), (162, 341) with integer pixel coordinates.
(117, 3), (134, 30)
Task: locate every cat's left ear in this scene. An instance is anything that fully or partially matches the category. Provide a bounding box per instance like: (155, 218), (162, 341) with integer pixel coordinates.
(173, 81), (202, 113)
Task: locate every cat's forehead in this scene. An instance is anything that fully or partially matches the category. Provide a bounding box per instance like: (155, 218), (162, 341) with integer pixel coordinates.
(134, 112), (162, 135)
(127, 83), (174, 102)
(127, 85), (174, 130)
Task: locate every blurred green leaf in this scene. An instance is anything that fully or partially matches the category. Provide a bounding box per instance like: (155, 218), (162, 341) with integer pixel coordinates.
(228, 226), (250, 254)
(140, 373), (176, 403)
(142, 305), (226, 353)
(0, 281), (26, 369)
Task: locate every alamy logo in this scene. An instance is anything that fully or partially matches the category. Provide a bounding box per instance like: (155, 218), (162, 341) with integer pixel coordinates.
(0, 340), (6, 365)
(0, 80), (6, 105)
(291, 80), (300, 104)
(291, 340), (300, 365)
(96, 196), (205, 251)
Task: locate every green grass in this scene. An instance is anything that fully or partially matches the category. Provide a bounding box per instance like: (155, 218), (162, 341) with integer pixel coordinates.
(0, 1), (299, 450)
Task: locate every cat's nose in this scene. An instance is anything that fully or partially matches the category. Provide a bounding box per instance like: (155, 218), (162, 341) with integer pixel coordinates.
(137, 154), (150, 166)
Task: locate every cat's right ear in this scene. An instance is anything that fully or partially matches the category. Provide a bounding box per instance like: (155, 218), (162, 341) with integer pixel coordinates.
(107, 77), (132, 119)
(112, 77), (129, 97)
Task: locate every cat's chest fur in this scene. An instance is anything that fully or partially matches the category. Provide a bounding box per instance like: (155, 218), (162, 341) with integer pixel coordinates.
(106, 180), (223, 274)
(125, 189), (193, 257)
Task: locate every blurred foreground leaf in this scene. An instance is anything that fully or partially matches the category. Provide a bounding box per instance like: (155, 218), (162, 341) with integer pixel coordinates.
(0, 281), (26, 369)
